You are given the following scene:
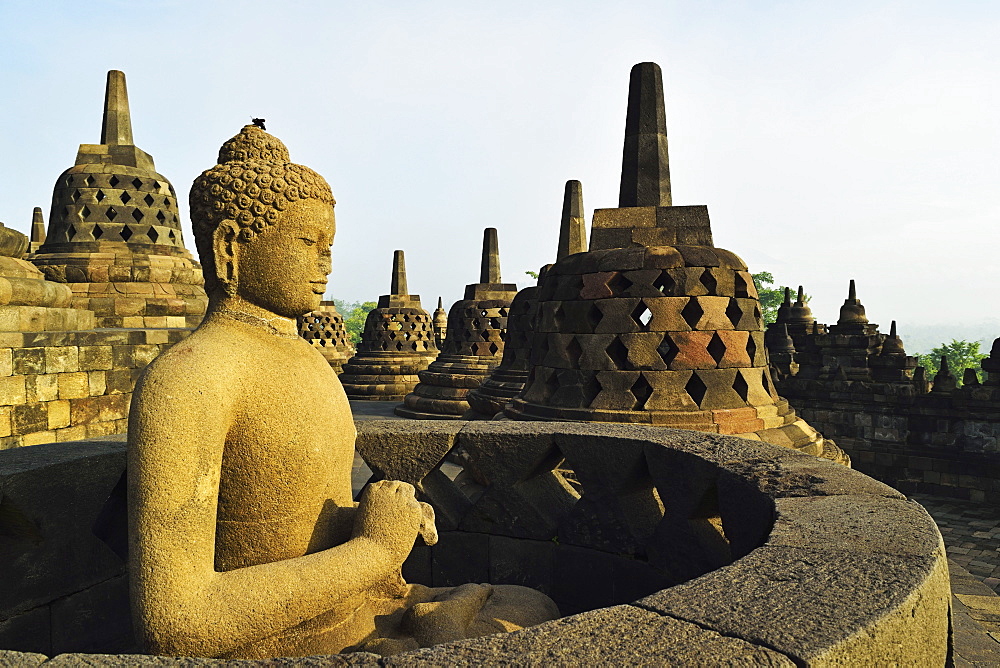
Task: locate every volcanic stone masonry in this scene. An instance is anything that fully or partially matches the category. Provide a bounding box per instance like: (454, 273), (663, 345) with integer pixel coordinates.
(395, 228), (517, 419)
(28, 70), (207, 328)
(339, 250), (438, 400)
(466, 180), (588, 419)
(505, 62), (845, 464)
(766, 280), (1000, 505)
(297, 301), (355, 375)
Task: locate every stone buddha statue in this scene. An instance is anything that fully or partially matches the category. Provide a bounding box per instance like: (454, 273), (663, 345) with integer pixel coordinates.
(127, 125), (557, 659)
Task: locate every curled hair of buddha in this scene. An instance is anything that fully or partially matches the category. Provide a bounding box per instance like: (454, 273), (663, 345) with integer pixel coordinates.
(189, 125), (335, 290)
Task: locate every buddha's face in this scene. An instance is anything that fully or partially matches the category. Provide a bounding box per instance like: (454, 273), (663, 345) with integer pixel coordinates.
(234, 198), (335, 318)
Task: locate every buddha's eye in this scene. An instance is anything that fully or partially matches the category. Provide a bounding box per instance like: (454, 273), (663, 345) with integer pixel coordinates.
(299, 237), (317, 246)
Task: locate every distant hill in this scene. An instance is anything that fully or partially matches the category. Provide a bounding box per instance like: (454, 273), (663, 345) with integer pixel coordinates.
(895, 321), (1000, 355)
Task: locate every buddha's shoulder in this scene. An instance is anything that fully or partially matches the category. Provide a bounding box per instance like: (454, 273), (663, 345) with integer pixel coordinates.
(140, 324), (266, 389)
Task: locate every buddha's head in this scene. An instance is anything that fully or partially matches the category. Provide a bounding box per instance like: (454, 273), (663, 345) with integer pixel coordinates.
(190, 125), (336, 317)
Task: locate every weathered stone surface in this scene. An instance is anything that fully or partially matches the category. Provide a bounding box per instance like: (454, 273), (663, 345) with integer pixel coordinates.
(0, 650), (47, 667)
(382, 605), (792, 667)
(355, 420), (462, 485)
(637, 545), (949, 665)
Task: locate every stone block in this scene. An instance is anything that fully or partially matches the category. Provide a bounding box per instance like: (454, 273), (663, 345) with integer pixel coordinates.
(0, 407), (11, 438)
(431, 531), (490, 587)
(0, 605), (51, 655)
(355, 420), (462, 485)
(88, 371), (107, 396)
(0, 349), (11, 378)
(0, 375), (26, 404)
(0, 650), (47, 666)
(11, 348), (45, 375)
(78, 346), (112, 372)
(50, 575), (135, 654)
(551, 543), (616, 613)
(379, 604), (791, 666)
(44, 347), (79, 374)
(11, 403), (47, 436)
(47, 400), (71, 430)
(488, 535), (556, 594)
(637, 545), (949, 666)
(58, 372), (91, 400)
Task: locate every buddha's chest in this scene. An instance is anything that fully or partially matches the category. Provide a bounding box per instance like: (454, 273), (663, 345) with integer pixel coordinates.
(218, 343), (356, 518)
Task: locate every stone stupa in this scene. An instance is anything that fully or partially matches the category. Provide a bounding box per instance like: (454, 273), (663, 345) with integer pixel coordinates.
(339, 250), (438, 400)
(395, 228), (517, 419)
(28, 70), (207, 328)
(505, 62), (845, 464)
(297, 301), (355, 375)
(465, 180), (587, 418)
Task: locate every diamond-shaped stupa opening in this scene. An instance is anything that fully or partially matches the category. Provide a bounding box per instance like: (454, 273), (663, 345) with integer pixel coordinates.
(630, 373), (654, 410)
(586, 303), (603, 330)
(653, 271), (675, 295)
(109, 175), (120, 187)
(93, 224), (104, 240)
(657, 333), (679, 366)
(131, 209), (144, 223)
(681, 298), (704, 329)
(735, 274), (752, 298)
(132, 177), (143, 189)
(700, 269), (717, 295)
(733, 371), (749, 403)
(605, 337), (629, 369)
(120, 191), (132, 204)
(107, 207), (118, 222)
(120, 225), (133, 241)
(607, 272), (633, 296)
(566, 337), (583, 367)
(707, 333), (727, 366)
(544, 369), (561, 399)
(686, 373), (707, 407)
(631, 302), (652, 329)
(726, 299), (743, 328)
(95, 190), (106, 202)
(746, 335), (757, 365)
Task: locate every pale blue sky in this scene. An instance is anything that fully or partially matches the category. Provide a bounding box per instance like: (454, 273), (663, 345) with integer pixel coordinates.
(0, 1), (998, 343)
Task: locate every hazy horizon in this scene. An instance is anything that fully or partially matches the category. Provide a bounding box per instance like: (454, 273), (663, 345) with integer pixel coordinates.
(1, 1), (997, 345)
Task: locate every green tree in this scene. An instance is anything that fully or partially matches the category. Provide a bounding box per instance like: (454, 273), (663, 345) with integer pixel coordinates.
(525, 270), (539, 280)
(752, 272), (808, 325)
(333, 299), (377, 346)
(916, 339), (987, 386)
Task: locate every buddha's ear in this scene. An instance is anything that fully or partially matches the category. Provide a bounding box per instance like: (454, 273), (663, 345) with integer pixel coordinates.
(212, 220), (240, 296)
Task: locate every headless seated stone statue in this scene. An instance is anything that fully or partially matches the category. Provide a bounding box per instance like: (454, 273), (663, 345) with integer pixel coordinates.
(127, 126), (558, 658)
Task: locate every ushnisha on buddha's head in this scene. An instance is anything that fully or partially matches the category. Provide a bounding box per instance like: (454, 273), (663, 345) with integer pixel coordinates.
(189, 125), (336, 318)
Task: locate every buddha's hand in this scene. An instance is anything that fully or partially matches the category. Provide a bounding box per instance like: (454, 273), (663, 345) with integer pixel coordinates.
(418, 501), (438, 546)
(353, 480), (423, 563)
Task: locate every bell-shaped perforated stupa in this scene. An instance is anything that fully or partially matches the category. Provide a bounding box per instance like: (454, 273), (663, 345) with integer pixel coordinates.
(395, 228), (517, 419)
(297, 301), (355, 375)
(29, 71), (207, 328)
(466, 180), (587, 418)
(339, 250), (438, 400)
(506, 62), (844, 463)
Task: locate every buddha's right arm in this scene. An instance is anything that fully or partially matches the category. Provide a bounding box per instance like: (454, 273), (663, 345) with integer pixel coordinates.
(127, 370), (405, 657)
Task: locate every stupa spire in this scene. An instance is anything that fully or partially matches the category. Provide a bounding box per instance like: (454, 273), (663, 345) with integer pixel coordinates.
(391, 250), (408, 295)
(30, 207), (45, 249)
(101, 70), (133, 146)
(619, 62), (671, 207)
(481, 227), (501, 283)
(558, 180), (586, 259)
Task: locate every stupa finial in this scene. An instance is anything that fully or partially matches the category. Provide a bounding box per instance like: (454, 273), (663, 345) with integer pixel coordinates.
(30, 207), (45, 246)
(391, 250), (407, 295)
(848, 279), (857, 301)
(558, 180), (587, 259)
(619, 62), (671, 207)
(481, 227), (501, 283)
(101, 70), (133, 146)
(782, 287), (792, 307)
(796, 286), (805, 304)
